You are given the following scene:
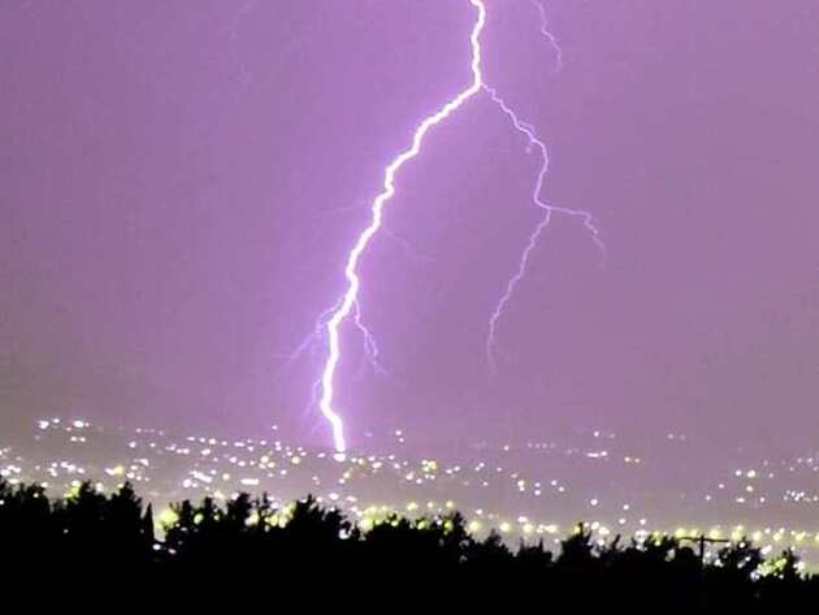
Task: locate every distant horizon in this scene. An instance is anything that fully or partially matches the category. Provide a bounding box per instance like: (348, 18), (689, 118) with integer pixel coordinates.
(2, 410), (812, 458)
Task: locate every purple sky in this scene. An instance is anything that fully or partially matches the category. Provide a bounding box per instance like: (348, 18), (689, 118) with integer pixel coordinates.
(2, 1), (818, 452)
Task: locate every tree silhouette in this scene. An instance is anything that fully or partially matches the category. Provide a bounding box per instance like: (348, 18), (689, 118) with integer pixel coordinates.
(0, 476), (817, 606)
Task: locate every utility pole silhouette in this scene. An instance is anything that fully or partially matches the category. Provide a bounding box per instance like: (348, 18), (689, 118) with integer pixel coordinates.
(679, 534), (732, 610)
(680, 534), (731, 564)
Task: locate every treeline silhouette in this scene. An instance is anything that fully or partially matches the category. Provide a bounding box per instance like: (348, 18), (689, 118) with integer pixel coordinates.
(2, 478), (817, 607)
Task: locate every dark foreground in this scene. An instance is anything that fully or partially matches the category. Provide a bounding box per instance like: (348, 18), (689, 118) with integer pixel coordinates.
(2, 478), (817, 608)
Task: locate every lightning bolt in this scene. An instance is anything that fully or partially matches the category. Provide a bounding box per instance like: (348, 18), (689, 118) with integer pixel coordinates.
(353, 300), (387, 377)
(483, 85), (605, 373)
(530, 0), (563, 72)
(317, 0), (487, 456)
(482, 1), (604, 372)
(312, 0), (604, 454)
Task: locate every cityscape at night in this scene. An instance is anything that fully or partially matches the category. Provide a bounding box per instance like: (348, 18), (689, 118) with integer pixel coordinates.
(4, 416), (819, 569)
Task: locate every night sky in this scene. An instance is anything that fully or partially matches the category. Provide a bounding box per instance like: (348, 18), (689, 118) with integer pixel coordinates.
(2, 1), (818, 456)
